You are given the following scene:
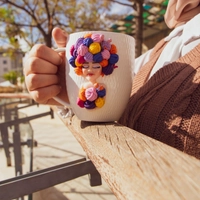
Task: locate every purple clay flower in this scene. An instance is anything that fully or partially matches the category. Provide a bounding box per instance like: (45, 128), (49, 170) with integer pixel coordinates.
(93, 53), (103, 63)
(84, 100), (96, 109)
(102, 64), (114, 75)
(75, 37), (84, 49)
(109, 54), (119, 64)
(69, 56), (76, 67)
(83, 38), (93, 47)
(97, 88), (106, 97)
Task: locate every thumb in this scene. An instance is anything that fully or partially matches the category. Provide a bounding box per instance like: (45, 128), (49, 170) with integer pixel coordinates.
(52, 27), (68, 48)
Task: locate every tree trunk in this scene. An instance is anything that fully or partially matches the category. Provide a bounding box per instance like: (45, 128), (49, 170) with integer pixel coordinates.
(134, 1), (143, 58)
(44, 32), (53, 48)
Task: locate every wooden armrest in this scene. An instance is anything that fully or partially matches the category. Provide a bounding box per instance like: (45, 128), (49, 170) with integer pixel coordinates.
(53, 106), (200, 200)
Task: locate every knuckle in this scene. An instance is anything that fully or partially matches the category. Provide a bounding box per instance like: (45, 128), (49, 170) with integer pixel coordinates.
(28, 57), (40, 73)
(23, 58), (31, 76)
(31, 74), (39, 86)
(34, 92), (44, 102)
(32, 44), (47, 57)
(27, 74), (39, 90)
(31, 90), (47, 104)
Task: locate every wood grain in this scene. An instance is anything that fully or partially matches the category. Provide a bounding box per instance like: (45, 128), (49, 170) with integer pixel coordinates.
(54, 107), (200, 200)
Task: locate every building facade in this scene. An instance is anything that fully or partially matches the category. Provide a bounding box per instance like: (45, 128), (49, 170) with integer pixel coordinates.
(0, 50), (24, 83)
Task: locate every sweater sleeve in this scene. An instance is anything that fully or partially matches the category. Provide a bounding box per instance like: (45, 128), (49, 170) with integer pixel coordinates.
(119, 43), (200, 160)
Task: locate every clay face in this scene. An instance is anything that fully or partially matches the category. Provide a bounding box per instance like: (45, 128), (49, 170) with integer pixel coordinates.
(82, 62), (102, 83)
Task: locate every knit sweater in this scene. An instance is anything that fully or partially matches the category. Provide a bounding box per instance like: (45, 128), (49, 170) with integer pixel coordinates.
(119, 39), (200, 160)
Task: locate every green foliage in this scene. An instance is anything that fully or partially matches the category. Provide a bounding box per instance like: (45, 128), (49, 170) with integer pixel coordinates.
(0, 7), (21, 50)
(0, 0), (113, 50)
(2, 70), (24, 85)
(0, 7), (14, 23)
(19, 75), (25, 84)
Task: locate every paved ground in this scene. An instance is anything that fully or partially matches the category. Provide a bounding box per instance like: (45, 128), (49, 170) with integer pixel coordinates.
(0, 104), (116, 200)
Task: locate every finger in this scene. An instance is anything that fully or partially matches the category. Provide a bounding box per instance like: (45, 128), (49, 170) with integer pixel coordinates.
(52, 27), (68, 48)
(24, 57), (58, 76)
(25, 74), (59, 91)
(28, 44), (62, 66)
(29, 85), (61, 105)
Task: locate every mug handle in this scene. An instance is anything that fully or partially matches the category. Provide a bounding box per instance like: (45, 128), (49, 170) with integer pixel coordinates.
(53, 48), (71, 107)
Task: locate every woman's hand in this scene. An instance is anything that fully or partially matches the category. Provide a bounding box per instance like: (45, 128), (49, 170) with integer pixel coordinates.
(24, 27), (69, 105)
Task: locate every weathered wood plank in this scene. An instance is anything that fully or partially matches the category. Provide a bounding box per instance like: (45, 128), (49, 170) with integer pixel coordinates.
(54, 107), (200, 200)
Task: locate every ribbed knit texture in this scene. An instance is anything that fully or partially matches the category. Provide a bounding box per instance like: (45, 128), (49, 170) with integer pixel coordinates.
(119, 39), (200, 159)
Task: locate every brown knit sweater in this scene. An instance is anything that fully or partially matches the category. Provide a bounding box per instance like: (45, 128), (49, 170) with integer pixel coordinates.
(119, 39), (200, 160)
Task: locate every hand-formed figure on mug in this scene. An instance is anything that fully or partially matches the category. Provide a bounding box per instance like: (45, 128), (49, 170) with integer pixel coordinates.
(69, 33), (119, 109)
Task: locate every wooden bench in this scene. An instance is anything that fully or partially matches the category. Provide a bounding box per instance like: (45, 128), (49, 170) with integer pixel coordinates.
(55, 107), (200, 200)
(0, 105), (200, 200)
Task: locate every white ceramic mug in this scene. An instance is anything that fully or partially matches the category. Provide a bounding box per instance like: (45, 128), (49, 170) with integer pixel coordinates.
(54, 31), (135, 122)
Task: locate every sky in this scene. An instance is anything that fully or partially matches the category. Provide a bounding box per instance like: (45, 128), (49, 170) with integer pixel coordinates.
(109, 0), (133, 15)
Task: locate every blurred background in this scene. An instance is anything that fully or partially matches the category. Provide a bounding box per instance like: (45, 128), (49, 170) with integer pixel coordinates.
(0, 0), (170, 89)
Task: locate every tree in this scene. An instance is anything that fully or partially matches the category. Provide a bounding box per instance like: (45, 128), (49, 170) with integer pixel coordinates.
(105, 0), (144, 57)
(134, 0), (144, 57)
(105, 0), (169, 57)
(3, 70), (20, 84)
(0, 0), (112, 50)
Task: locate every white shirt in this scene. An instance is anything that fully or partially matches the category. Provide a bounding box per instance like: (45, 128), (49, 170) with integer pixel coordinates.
(133, 13), (200, 79)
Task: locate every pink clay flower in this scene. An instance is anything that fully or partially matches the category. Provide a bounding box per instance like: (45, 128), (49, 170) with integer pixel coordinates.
(85, 87), (98, 101)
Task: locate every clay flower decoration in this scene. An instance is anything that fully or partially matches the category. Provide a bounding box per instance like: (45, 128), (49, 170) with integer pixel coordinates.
(68, 33), (119, 109)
